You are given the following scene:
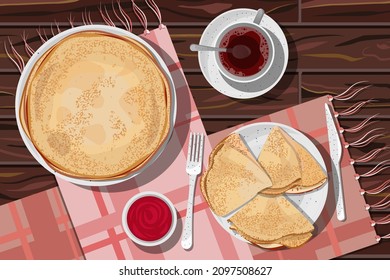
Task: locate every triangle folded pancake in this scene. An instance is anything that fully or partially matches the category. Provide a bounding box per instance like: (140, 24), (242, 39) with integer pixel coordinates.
(230, 225), (312, 249)
(258, 126), (301, 195)
(228, 194), (314, 247)
(258, 232), (312, 249)
(278, 129), (327, 194)
(200, 133), (272, 216)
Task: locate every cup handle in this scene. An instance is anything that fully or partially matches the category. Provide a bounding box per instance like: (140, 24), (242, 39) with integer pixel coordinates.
(253, 8), (265, 25)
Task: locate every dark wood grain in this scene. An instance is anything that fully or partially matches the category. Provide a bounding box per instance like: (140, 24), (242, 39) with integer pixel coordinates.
(0, 0), (389, 259)
(189, 73), (300, 118)
(0, 72), (299, 118)
(302, 0), (390, 23)
(4, 26), (390, 73)
(302, 74), (390, 117)
(289, 27), (390, 71)
(171, 26), (390, 72)
(0, 165), (56, 205)
(0, 0), (298, 25)
(0, 120), (36, 164)
(0, 74), (16, 117)
(337, 239), (390, 259)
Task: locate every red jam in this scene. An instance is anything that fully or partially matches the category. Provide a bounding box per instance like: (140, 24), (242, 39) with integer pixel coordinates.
(126, 196), (172, 242)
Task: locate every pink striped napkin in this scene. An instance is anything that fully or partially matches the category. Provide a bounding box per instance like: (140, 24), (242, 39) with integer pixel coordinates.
(208, 96), (378, 259)
(0, 188), (83, 260)
(2, 95), (377, 259)
(57, 26), (239, 260)
(57, 24), (377, 259)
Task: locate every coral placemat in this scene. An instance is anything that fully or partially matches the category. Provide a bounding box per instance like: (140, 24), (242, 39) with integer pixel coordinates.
(56, 26), (241, 260)
(0, 188), (84, 260)
(208, 96), (378, 259)
(1, 23), (378, 259)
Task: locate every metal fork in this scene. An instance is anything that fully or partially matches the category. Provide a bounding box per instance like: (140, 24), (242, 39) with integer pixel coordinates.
(181, 132), (205, 250)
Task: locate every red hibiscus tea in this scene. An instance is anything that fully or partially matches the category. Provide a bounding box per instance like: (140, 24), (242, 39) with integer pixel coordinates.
(218, 26), (269, 77)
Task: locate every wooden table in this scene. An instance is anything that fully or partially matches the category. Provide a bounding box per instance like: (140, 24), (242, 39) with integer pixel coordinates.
(0, 0), (389, 259)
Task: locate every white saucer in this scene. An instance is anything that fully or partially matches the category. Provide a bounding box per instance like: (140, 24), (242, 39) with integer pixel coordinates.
(198, 8), (288, 99)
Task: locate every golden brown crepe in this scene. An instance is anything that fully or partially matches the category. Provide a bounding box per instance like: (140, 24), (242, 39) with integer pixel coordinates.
(228, 194), (314, 248)
(20, 31), (171, 179)
(278, 129), (327, 194)
(200, 133), (272, 216)
(231, 226), (312, 249)
(258, 126), (301, 195)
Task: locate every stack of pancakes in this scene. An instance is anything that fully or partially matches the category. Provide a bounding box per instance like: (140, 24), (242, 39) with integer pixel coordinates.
(19, 31), (171, 180)
(201, 127), (327, 249)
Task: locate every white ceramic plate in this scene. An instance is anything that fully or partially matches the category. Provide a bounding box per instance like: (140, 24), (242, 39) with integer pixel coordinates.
(211, 122), (328, 244)
(198, 8), (289, 99)
(15, 25), (177, 187)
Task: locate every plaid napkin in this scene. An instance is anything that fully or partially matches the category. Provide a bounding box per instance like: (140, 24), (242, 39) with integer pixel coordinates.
(4, 0), (376, 258)
(208, 96), (378, 259)
(56, 23), (377, 259)
(2, 94), (377, 259)
(56, 26), (232, 260)
(0, 188), (84, 260)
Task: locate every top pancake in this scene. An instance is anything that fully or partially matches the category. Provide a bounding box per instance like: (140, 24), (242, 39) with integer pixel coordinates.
(200, 133), (272, 216)
(20, 31), (171, 179)
(258, 126), (301, 195)
(278, 128), (327, 193)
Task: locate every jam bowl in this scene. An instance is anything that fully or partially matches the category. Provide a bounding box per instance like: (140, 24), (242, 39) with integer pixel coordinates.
(122, 191), (177, 246)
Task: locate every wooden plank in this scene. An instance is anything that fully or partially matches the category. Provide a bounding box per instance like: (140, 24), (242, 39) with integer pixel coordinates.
(302, 74), (390, 116)
(0, 0), (298, 25)
(338, 242), (390, 259)
(0, 74), (16, 117)
(0, 119), (37, 164)
(0, 26), (290, 73)
(1, 117), (387, 177)
(0, 166), (57, 206)
(189, 73), (300, 118)
(4, 26), (390, 73)
(202, 120), (246, 135)
(0, 72), (300, 118)
(2, 116), (387, 166)
(0, 26), (145, 72)
(203, 119), (390, 161)
(302, 0), (390, 23)
(289, 27), (390, 71)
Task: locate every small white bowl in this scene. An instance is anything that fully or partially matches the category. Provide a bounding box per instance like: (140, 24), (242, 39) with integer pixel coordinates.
(122, 191), (177, 247)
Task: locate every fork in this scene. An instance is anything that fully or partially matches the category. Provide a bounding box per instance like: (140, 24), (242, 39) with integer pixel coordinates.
(181, 132), (205, 250)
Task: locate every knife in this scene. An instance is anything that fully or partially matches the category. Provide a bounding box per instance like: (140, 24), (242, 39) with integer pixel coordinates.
(325, 103), (346, 222)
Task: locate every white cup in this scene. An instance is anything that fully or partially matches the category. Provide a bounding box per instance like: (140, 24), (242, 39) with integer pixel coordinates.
(214, 9), (274, 83)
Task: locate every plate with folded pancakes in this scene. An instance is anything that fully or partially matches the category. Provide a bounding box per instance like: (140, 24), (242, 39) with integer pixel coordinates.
(15, 25), (176, 186)
(201, 123), (328, 249)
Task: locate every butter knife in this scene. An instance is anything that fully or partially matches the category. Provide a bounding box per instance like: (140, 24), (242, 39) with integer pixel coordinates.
(325, 103), (346, 221)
